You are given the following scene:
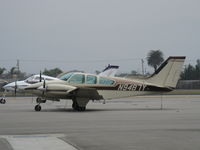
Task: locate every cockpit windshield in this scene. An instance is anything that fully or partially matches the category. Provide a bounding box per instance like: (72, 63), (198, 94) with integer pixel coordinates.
(59, 72), (74, 81)
(25, 76), (34, 82)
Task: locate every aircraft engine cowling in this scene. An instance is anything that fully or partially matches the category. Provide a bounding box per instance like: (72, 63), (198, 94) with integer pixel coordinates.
(37, 84), (77, 94)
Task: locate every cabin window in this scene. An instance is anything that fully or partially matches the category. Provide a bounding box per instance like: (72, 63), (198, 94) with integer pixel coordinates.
(35, 77), (44, 81)
(25, 76), (34, 82)
(86, 75), (97, 84)
(68, 74), (85, 84)
(45, 78), (51, 81)
(60, 72), (74, 81)
(99, 77), (115, 85)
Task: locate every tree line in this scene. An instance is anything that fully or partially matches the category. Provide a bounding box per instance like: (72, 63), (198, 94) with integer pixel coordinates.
(146, 50), (200, 80)
(180, 60), (200, 80)
(0, 67), (63, 79)
(0, 50), (199, 80)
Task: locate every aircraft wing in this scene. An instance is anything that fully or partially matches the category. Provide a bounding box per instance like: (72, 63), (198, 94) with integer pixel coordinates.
(73, 87), (103, 100)
(36, 84), (103, 100)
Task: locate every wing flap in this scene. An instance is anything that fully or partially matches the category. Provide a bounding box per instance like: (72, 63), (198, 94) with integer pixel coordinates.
(75, 87), (103, 100)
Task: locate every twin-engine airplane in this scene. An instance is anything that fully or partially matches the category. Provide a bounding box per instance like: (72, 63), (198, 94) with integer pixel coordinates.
(3, 64), (119, 93)
(1, 64), (119, 104)
(25, 56), (185, 112)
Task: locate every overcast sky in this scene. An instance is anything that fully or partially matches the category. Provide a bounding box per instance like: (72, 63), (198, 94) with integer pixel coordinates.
(0, 0), (200, 74)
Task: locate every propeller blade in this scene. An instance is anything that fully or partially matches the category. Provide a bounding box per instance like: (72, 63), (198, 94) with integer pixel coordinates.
(39, 71), (42, 82)
(14, 81), (17, 96)
(43, 79), (46, 88)
(42, 79), (46, 96)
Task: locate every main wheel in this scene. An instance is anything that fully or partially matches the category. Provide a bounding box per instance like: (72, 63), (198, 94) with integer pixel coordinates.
(72, 99), (86, 111)
(72, 101), (78, 110)
(72, 102), (75, 109)
(35, 105), (41, 111)
(77, 106), (86, 111)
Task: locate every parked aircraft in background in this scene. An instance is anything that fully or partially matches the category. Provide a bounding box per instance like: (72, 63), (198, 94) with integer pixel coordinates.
(3, 74), (59, 93)
(0, 74), (59, 104)
(0, 80), (8, 104)
(3, 65), (119, 93)
(98, 64), (119, 77)
(0, 80), (8, 91)
(25, 56), (186, 112)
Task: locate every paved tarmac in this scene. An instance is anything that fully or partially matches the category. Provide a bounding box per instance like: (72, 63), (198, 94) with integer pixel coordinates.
(0, 95), (200, 150)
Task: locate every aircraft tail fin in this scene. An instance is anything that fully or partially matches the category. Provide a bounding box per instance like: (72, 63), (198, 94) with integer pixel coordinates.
(147, 56), (186, 88)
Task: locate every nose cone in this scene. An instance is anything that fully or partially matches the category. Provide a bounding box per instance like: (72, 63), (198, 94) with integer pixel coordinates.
(3, 82), (15, 91)
(3, 81), (31, 92)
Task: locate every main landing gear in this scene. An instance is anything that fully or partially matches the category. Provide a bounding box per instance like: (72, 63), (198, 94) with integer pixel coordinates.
(72, 100), (86, 111)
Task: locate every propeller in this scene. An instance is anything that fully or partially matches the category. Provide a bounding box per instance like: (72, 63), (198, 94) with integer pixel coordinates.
(43, 79), (46, 88)
(39, 71), (42, 82)
(14, 81), (17, 96)
(42, 79), (46, 96)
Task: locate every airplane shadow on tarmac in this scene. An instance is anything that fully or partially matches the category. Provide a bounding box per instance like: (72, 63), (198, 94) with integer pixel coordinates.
(39, 107), (177, 113)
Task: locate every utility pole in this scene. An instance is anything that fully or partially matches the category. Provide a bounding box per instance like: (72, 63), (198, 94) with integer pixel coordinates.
(16, 59), (20, 79)
(141, 59), (144, 75)
(16, 59), (20, 73)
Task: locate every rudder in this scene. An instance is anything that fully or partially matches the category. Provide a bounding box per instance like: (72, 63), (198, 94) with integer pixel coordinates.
(147, 56), (186, 88)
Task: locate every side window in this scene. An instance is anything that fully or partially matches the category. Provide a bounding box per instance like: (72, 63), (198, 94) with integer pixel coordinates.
(59, 72), (74, 81)
(35, 77), (44, 81)
(45, 78), (51, 81)
(35, 77), (39, 81)
(99, 77), (115, 85)
(86, 75), (97, 84)
(68, 74), (85, 84)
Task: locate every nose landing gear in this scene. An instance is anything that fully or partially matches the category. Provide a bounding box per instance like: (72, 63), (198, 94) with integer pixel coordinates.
(34, 97), (46, 111)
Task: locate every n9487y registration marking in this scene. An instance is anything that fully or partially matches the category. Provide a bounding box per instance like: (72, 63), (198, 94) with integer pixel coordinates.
(118, 84), (147, 91)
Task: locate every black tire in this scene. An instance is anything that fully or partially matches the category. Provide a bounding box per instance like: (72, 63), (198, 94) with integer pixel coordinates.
(72, 100), (86, 111)
(0, 98), (6, 104)
(35, 105), (41, 111)
(72, 102), (75, 109)
(82, 107), (86, 111)
(72, 101), (78, 110)
(1, 99), (6, 104)
(77, 106), (86, 111)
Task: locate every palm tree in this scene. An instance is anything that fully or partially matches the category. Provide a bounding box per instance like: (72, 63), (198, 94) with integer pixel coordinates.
(147, 50), (164, 71)
(0, 68), (6, 76)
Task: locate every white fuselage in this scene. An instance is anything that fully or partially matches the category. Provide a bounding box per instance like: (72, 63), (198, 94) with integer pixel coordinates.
(3, 75), (59, 92)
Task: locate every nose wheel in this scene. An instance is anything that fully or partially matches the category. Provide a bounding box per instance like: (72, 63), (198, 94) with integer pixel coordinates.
(0, 98), (6, 104)
(35, 104), (41, 111)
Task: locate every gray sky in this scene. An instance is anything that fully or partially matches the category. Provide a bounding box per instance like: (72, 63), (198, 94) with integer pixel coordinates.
(0, 0), (200, 74)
